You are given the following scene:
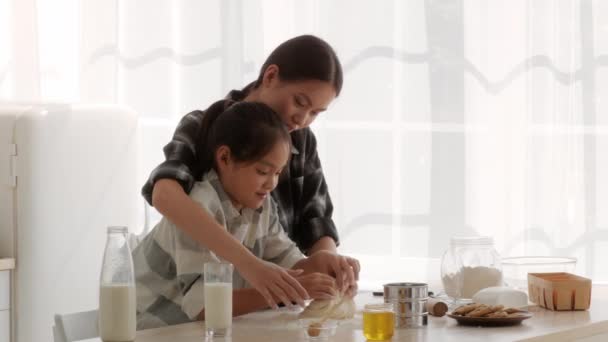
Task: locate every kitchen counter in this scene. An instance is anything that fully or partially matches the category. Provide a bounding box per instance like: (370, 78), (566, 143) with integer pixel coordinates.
(0, 258), (14, 271)
(86, 285), (608, 342)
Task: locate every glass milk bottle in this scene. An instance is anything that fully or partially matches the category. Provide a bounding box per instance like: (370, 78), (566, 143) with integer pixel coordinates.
(99, 226), (136, 342)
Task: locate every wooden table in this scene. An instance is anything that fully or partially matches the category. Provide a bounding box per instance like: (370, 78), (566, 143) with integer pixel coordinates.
(87, 286), (608, 342)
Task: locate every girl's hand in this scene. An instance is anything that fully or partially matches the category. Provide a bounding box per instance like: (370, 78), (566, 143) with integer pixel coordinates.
(238, 258), (309, 309)
(295, 272), (338, 300)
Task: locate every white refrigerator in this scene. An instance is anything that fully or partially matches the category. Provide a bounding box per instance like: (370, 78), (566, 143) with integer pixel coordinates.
(0, 103), (139, 342)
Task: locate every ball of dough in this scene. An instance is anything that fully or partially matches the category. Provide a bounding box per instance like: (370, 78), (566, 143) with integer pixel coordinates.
(299, 294), (356, 319)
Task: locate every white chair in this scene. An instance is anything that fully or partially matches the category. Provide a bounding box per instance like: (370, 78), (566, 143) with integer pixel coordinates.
(53, 309), (99, 342)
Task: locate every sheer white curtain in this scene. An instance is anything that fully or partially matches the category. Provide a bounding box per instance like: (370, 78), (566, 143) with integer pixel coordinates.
(2, 0), (607, 286)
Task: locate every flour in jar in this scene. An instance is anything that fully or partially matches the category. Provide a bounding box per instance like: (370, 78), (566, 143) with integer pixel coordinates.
(442, 266), (503, 299)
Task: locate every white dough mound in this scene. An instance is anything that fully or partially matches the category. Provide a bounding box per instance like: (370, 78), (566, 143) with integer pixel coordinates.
(299, 294), (356, 319)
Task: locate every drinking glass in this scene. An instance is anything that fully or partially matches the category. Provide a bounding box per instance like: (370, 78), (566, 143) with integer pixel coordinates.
(204, 262), (233, 338)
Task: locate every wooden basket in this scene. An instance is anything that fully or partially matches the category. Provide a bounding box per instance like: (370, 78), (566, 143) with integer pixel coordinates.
(528, 272), (591, 311)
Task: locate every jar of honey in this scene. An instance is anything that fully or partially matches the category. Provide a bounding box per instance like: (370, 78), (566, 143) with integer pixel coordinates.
(363, 303), (395, 341)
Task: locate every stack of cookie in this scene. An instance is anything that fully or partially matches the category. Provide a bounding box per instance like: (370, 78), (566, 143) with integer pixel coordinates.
(452, 303), (528, 318)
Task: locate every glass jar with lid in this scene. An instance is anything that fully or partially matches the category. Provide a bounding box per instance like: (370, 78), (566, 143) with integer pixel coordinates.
(440, 236), (502, 301)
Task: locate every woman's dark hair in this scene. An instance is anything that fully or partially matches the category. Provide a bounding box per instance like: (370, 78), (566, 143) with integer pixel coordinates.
(198, 101), (291, 174)
(254, 35), (343, 96)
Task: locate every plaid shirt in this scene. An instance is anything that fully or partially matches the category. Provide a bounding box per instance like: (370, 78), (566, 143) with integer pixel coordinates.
(133, 170), (305, 329)
(142, 87), (339, 252)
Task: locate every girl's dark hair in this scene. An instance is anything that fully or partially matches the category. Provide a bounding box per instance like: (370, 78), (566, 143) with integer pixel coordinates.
(198, 101), (291, 173)
(254, 35), (343, 96)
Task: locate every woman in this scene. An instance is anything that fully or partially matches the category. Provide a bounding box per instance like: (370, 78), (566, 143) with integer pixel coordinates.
(142, 35), (359, 309)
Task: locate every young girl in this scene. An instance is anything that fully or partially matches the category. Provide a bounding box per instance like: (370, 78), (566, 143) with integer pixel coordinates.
(143, 35), (359, 308)
(134, 102), (348, 329)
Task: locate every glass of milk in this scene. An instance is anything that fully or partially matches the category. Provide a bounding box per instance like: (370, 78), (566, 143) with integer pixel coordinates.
(204, 262), (233, 338)
(99, 226), (136, 342)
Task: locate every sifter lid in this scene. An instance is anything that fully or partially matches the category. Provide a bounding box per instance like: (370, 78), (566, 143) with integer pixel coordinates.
(383, 282), (428, 301)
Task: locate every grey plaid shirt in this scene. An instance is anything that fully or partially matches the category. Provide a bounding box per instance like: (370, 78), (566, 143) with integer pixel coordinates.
(142, 86), (339, 252)
(133, 170), (305, 329)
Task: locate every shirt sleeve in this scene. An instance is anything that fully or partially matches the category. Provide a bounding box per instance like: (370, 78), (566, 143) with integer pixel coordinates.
(141, 100), (230, 206)
(141, 109), (205, 205)
(293, 129), (340, 252)
(174, 225), (219, 320)
(262, 200), (305, 268)
(173, 182), (225, 320)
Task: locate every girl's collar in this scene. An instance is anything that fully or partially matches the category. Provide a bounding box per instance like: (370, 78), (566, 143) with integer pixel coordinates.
(204, 170), (263, 220)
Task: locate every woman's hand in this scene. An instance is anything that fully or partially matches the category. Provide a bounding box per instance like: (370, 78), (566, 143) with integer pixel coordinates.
(237, 258), (310, 309)
(306, 251), (360, 292)
(294, 272), (338, 300)
(344, 279), (358, 298)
